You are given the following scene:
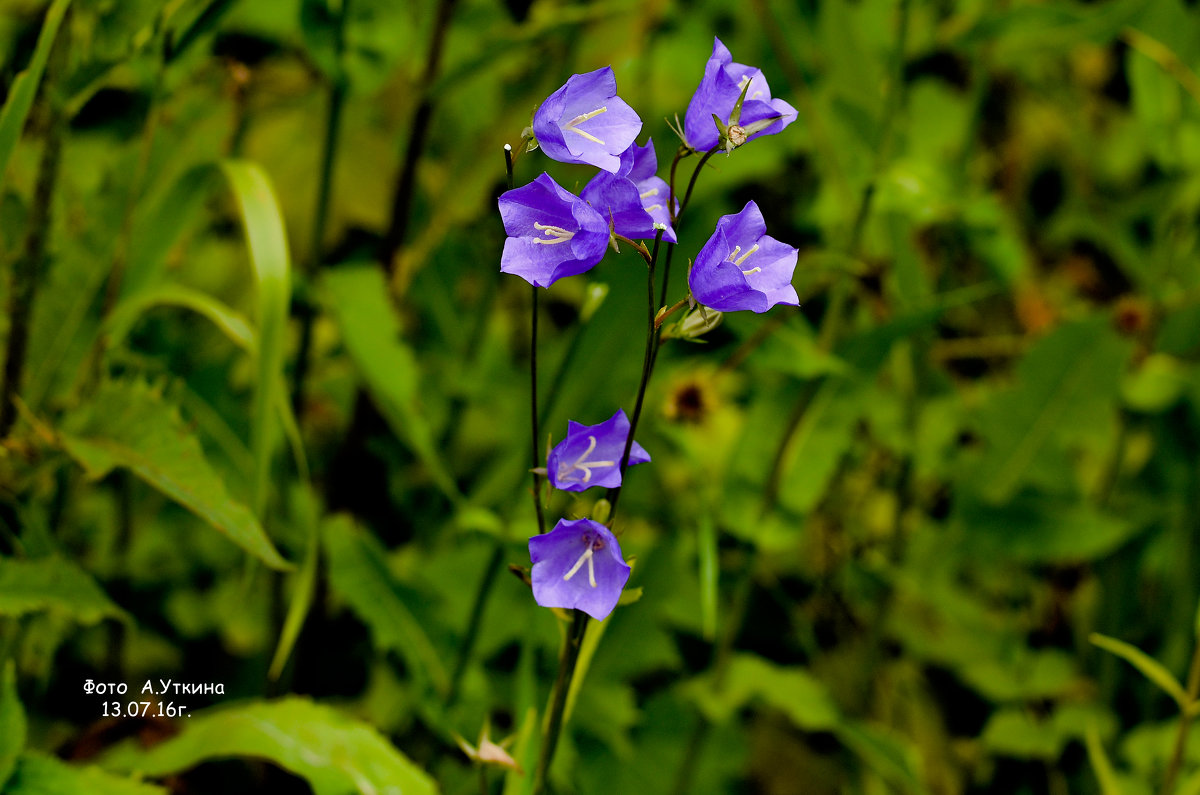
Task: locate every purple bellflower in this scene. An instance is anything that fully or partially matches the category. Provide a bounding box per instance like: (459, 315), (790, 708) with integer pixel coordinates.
(617, 140), (678, 243)
(547, 409), (650, 492)
(688, 200), (799, 313)
(683, 38), (798, 152)
(580, 170), (658, 242)
(532, 67), (642, 173)
(529, 518), (631, 621)
(499, 172), (609, 288)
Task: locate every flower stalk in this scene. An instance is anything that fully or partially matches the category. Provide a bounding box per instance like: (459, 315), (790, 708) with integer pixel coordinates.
(533, 610), (588, 795)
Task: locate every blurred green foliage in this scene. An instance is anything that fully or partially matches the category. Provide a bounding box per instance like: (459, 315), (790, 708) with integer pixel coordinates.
(2, 0), (1200, 793)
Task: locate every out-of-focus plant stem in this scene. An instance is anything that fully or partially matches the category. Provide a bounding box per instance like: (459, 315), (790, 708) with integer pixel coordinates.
(606, 229), (664, 519)
(533, 610), (588, 795)
(382, 0), (459, 283)
(291, 53), (348, 416)
(1162, 639), (1200, 795)
(0, 16), (68, 437)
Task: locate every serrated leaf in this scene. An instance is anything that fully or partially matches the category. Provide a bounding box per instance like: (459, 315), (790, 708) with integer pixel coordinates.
(0, 0), (72, 191)
(0, 557), (127, 625)
(323, 516), (449, 696)
(6, 753), (165, 795)
(0, 663), (26, 789)
(102, 698), (436, 795)
(59, 379), (289, 570)
(322, 265), (460, 503)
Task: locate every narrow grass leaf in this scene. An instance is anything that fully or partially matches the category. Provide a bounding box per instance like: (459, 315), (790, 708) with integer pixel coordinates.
(1090, 632), (1187, 709)
(218, 160), (291, 519)
(0, 0), (71, 188)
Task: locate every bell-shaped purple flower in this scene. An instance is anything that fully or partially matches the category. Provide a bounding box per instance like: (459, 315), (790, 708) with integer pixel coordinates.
(529, 518), (631, 621)
(688, 200), (799, 313)
(580, 170), (657, 242)
(683, 38), (798, 152)
(547, 409), (650, 492)
(616, 140), (678, 243)
(499, 172), (609, 288)
(532, 67), (643, 173)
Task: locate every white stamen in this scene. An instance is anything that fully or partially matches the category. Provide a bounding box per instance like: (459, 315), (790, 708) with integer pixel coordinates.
(742, 267), (762, 276)
(564, 106), (608, 146)
(563, 546), (597, 588)
(644, 204), (662, 212)
(734, 244), (759, 266)
(558, 435), (616, 483)
(532, 221), (575, 245)
(727, 245), (741, 262)
(639, 188), (660, 199)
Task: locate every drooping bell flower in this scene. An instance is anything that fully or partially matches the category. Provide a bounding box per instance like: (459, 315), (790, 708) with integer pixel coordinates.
(616, 140), (678, 243)
(529, 518), (631, 621)
(498, 173), (609, 288)
(580, 170), (658, 242)
(546, 409), (650, 492)
(532, 67), (643, 173)
(683, 38), (797, 152)
(688, 200), (799, 313)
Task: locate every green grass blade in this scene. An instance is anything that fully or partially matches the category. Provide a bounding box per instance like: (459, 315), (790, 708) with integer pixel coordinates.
(0, 663), (27, 790)
(1090, 632), (1188, 708)
(105, 284), (255, 352)
(698, 512), (718, 641)
(268, 487), (320, 681)
(217, 160), (291, 519)
(1085, 725), (1125, 795)
(0, 0), (71, 189)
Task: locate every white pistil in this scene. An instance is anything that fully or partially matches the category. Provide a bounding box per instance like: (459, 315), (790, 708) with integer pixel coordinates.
(532, 221), (575, 245)
(564, 106), (608, 145)
(734, 243), (759, 266)
(563, 546), (598, 588)
(559, 435), (616, 483)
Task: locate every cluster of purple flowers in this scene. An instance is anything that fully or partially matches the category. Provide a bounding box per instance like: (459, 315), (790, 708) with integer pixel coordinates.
(500, 39), (802, 621)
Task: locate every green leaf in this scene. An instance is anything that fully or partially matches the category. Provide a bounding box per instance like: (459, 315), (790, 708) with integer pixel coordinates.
(102, 698), (435, 795)
(268, 487), (321, 681)
(59, 379), (289, 570)
(683, 654), (840, 731)
(981, 708), (1062, 759)
(323, 516), (449, 696)
(218, 160), (291, 519)
(6, 753), (165, 795)
(0, 557), (127, 625)
(0, 663), (26, 790)
(1086, 725), (1126, 795)
(1090, 632), (1188, 709)
(105, 284), (255, 352)
(972, 319), (1132, 503)
(957, 490), (1144, 563)
(834, 721), (930, 795)
(322, 265), (461, 503)
(0, 0), (71, 190)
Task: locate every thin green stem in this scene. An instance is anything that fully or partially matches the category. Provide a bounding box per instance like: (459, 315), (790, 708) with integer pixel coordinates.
(381, 0), (459, 275)
(605, 229), (664, 519)
(533, 610), (588, 795)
